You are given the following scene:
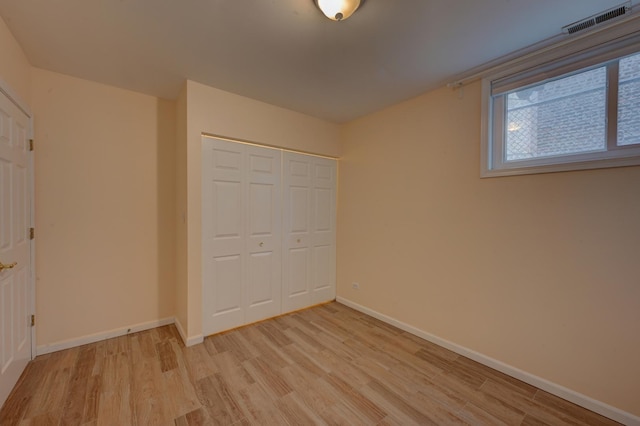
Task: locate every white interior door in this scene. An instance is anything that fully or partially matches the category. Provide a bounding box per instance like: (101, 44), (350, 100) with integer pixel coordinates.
(202, 137), (282, 335)
(0, 89), (32, 407)
(282, 152), (336, 312)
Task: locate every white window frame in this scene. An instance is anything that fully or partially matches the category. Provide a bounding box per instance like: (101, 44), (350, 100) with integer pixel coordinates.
(481, 17), (640, 177)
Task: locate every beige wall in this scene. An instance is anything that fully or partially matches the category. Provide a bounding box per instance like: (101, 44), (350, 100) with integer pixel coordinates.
(0, 15), (31, 104)
(32, 68), (177, 347)
(337, 81), (640, 416)
(182, 80), (341, 339)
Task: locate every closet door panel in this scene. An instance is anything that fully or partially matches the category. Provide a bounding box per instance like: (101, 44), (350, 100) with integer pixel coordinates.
(204, 254), (244, 332)
(210, 182), (243, 252)
(289, 187), (310, 233)
(282, 153), (313, 312)
(313, 245), (332, 296)
(311, 158), (337, 304)
(206, 144), (244, 256)
(288, 247), (310, 296)
(212, 256), (242, 311)
(202, 140), (247, 333)
(245, 145), (281, 323)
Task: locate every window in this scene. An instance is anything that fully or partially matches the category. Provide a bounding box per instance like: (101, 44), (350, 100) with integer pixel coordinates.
(619, 53), (640, 146)
(483, 36), (640, 177)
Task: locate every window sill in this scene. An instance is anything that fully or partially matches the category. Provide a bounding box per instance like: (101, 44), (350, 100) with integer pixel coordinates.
(481, 154), (640, 177)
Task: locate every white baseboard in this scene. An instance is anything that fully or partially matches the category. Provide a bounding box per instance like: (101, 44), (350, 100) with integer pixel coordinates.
(36, 316), (205, 356)
(36, 317), (175, 356)
(336, 296), (640, 426)
(174, 317), (204, 347)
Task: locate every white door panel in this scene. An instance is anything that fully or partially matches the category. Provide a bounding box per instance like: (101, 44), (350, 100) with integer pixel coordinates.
(283, 154), (312, 311)
(313, 244), (333, 301)
(246, 251), (278, 321)
(202, 140), (247, 334)
(0, 160), (10, 250)
(210, 181), (243, 254)
(0, 89), (32, 408)
(289, 187), (310, 234)
(244, 145), (281, 323)
(204, 254), (244, 332)
(247, 252), (274, 304)
(202, 138), (281, 335)
(205, 145), (244, 255)
(283, 153), (336, 312)
(311, 157), (336, 304)
(314, 187), (334, 241)
(288, 159), (312, 184)
(212, 255), (243, 313)
(288, 247), (310, 296)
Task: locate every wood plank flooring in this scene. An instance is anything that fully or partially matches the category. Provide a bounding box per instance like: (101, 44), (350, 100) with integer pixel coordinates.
(0, 302), (621, 425)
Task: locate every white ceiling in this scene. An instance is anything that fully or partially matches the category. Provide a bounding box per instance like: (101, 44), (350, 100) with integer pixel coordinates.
(0, 0), (632, 122)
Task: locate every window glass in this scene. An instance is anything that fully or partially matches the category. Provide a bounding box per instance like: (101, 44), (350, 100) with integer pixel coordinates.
(618, 52), (640, 146)
(505, 67), (607, 161)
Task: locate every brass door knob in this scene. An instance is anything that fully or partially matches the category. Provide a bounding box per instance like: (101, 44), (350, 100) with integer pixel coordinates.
(259, 242), (264, 247)
(0, 261), (17, 272)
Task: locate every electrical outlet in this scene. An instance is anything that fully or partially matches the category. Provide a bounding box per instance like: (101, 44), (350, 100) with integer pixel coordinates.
(352, 282), (360, 290)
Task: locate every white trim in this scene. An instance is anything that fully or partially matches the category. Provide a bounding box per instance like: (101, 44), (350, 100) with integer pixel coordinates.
(186, 335), (204, 346)
(201, 133), (339, 160)
(28, 117), (35, 360)
(480, 79), (492, 177)
(174, 316), (188, 344)
(336, 296), (640, 426)
(36, 317), (175, 355)
(0, 76), (32, 118)
(174, 317), (204, 347)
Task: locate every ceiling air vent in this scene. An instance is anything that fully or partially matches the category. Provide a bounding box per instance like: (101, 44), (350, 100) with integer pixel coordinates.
(562, 2), (631, 35)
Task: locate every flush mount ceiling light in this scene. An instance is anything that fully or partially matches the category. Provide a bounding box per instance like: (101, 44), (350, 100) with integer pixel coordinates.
(314, 0), (363, 21)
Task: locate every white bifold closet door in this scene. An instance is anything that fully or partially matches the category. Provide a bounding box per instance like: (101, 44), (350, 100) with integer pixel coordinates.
(202, 138), (282, 335)
(202, 137), (336, 336)
(282, 152), (336, 312)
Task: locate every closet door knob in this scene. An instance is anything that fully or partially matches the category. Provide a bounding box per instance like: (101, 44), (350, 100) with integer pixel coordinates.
(259, 242), (264, 247)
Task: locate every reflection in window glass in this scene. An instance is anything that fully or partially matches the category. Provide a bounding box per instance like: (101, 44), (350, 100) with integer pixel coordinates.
(618, 52), (640, 146)
(505, 67), (607, 161)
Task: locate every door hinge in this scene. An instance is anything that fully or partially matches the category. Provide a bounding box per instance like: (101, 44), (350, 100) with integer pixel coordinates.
(29, 139), (34, 151)
(29, 228), (35, 240)
(30, 314), (35, 327)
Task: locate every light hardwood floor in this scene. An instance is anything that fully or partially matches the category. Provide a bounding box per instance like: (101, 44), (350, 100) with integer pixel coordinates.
(0, 302), (620, 425)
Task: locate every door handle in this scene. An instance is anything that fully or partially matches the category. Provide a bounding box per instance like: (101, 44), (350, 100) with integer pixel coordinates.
(0, 261), (17, 272)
